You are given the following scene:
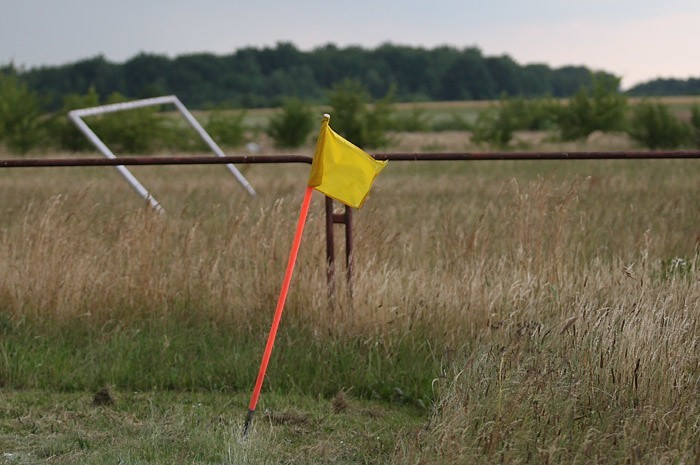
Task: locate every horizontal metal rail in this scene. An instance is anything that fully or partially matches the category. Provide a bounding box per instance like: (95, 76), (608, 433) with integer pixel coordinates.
(3, 151), (700, 169)
(0, 155), (313, 168)
(373, 150), (700, 161)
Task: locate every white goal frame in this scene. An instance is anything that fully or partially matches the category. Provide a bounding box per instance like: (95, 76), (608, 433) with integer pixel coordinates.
(68, 95), (256, 213)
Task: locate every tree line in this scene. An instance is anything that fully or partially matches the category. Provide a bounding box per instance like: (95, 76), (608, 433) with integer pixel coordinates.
(3, 68), (698, 155)
(626, 77), (700, 97)
(5, 42), (623, 111)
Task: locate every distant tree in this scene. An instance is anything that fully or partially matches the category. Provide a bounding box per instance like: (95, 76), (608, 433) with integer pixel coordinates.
(15, 43), (634, 111)
(627, 78), (700, 97)
(266, 98), (315, 148)
(46, 86), (101, 152)
(520, 64), (552, 96)
(23, 55), (121, 110)
(92, 92), (163, 154)
(485, 55), (523, 96)
(502, 96), (559, 131)
(628, 101), (691, 149)
(550, 66), (597, 97)
(363, 88), (395, 148)
(556, 74), (627, 140)
(371, 43), (433, 99)
(327, 79), (368, 144)
(122, 53), (170, 98)
(438, 48), (496, 100)
(327, 79), (394, 148)
(0, 72), (44, 154)
(691, 105), (700, 148)
(471, 104), (516, 148)
(256, 42), (305, 75)
(470, 94), (558, 148)
(204, 109), (247, 148)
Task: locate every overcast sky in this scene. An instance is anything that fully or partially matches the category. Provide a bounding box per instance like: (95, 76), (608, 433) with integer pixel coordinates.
(1, 0), (698, 89)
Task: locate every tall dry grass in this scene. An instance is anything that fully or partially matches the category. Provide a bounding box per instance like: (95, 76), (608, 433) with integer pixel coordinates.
(373, 160), (699, 463)
(1, 148), (699, 461)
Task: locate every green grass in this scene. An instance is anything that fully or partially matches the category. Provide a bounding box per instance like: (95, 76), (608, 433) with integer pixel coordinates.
(0, 390), (423, 464)
(0, 315), (438, 405)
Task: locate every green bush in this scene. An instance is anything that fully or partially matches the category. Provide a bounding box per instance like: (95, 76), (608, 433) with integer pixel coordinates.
(363, 91), (395, 148)
(691, 105), (700, 148)
(205, 109), (247, 148)
(556, 74), (627, 140)
(0, 72), (44, 154)
(46, 87), (101, 152)
(266, 98), (315, 148)
(503, 96), (558, 131)
(48, 89), (169, 154)
(470, 95), (558, 148)
(93, 92), (164, 154)
(628, 101), (691, 149)
(47, 91), (247, 154)
(155, 118), (207, 153)
(327, 79), (394, 148)
(471, 104), (516, 148)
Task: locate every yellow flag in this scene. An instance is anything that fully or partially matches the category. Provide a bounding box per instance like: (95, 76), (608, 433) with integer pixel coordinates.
(308, 114), (387, 208)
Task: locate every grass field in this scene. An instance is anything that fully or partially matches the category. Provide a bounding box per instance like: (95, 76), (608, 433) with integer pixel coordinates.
(1, 132), (699, 463)
(238, 95), (700, 131)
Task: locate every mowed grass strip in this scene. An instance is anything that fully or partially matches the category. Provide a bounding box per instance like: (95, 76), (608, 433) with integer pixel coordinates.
(0, 390), (423, 464)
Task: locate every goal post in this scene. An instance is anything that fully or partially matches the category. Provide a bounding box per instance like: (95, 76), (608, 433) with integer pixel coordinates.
(68, 95), (256, 213)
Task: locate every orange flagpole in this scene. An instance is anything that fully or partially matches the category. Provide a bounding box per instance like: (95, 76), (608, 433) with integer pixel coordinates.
(243, 186), (314, 437)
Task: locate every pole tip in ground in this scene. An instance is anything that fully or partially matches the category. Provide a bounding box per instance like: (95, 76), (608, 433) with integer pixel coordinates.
(242, 409), (255, 438)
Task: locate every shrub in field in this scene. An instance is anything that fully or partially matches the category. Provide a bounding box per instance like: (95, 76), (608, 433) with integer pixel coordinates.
(363, 92), (395, 148)
(327, 79), (366, 143)
(48, 89), (171, 154)
(471, 104), (516, 148)
(503, 95), (559, 131)
(46, 87), (101, 152)
(691, 104), (700, 148)
(471, 96), (558, 147)
(156, 117), (206, 152)
(205, 109), (247, 148)
(628, 101), (691, 149)
(0, 72), (44, 154)
(266, 98), (315, 148)
(327, 78), (394, 148)
(556, 73), (627, 140)
(93, 92), (164, 154)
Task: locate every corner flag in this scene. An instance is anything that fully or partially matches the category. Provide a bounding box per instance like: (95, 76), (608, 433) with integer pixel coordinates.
(308, 114), (387, 209)
(243, 114), (387, 437)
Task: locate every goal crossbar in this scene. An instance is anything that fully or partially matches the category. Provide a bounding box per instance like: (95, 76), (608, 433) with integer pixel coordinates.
(68, 95), (256, 213)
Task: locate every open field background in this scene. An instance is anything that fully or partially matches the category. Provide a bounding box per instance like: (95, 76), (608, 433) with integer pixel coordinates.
(192, 95), (700, 146)
(1, 129), (700, 463)
(240, 95), (700, 128)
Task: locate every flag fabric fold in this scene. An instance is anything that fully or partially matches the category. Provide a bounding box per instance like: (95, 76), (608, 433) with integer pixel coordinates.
(308, 114), (387, 208)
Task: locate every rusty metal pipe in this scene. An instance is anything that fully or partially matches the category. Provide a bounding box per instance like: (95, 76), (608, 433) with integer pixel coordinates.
(373, 151), (700, 161)
(0, 155), (313, 168)
(4, 151), (700, 169)
(344, 206), (354, 299)
(325, 196), (336, 304)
